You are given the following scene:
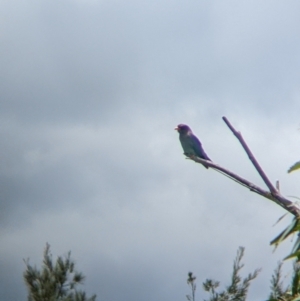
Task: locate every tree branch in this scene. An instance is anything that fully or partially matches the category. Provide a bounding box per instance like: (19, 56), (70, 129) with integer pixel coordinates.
(189, 117), (300, 217)
(222, 116), (278, 194)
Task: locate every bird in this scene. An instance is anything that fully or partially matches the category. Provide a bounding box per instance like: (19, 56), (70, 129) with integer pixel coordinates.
(175, 124), (211, 168)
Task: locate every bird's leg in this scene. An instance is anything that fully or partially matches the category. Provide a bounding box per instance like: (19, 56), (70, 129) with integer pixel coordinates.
(188, 154), (209, 169)
(184, 153), (194, 160)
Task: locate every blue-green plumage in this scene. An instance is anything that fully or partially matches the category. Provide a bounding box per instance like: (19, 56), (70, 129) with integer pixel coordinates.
(175, 124), (211, 168)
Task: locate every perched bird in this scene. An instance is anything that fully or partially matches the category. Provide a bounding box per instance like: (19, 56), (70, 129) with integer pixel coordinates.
(175, 124), (211, 168)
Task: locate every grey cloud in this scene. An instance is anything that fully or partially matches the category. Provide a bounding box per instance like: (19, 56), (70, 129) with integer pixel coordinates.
(1, 1), (300, 301)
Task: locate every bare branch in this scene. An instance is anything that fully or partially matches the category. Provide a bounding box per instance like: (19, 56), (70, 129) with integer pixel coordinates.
(188, 117), (300, 217)
(222, 116), (277, 194)
(191, 158), (270, 197)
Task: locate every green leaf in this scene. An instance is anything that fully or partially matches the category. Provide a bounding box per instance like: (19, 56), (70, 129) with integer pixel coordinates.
(270, 218), (298, 247)
(288, 161), (300, 173)
(291, 235), (300, 254)
(284, 250), (300, 261)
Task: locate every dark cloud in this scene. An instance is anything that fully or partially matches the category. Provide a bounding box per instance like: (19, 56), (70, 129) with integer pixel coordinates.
(1, 1), (300, 301)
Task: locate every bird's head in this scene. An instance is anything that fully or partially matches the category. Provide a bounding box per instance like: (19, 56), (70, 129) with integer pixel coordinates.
(174, 124), (192, 134)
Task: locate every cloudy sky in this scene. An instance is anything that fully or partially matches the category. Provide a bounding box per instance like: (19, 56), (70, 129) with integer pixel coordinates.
(1, 0), (300, 300)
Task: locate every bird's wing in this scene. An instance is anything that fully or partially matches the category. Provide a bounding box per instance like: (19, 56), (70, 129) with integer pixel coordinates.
(191, 134), (211, 161)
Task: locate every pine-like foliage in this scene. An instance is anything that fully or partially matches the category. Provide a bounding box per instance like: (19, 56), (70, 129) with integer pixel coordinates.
(268, 262), (288, 301)
(201, 247), (261, 301)
(186, 272), (197, 301)
(267, 261), (300, 301)
(23, 243), (96, 301)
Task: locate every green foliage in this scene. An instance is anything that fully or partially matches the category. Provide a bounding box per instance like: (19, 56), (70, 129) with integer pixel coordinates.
(187, 247), (261, 301)
(186, 272), (197, 301)
(266, 261), (300, 301)
(185, 248), (300, 301)
(268, 262), (289, 301)
(23, 243), (96, 301)
(288, 161), (300, 174)
(270, 218), (300, 261)
(270, 159), (300, 261)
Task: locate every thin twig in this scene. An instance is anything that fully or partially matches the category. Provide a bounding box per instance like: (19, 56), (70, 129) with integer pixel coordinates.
(189, 117), (300, 217)
(222, 116), (278, 194)
(192, 157), (275, 200)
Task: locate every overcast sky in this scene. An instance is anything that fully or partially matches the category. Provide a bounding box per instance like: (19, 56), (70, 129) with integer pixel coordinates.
(1, 1), (300, 300)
